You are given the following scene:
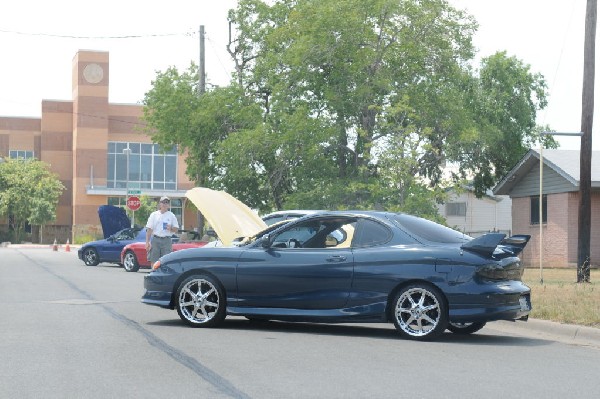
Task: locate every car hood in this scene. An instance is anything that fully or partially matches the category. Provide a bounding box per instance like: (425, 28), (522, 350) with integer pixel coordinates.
(186, 187), (267, 246)
(98, 205), (131, 238)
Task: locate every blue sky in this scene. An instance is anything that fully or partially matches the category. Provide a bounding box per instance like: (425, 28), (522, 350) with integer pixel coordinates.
(0, 0), (592, 150)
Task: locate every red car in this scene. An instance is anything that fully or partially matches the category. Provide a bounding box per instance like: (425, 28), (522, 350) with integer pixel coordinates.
(121, 232), (208, 272)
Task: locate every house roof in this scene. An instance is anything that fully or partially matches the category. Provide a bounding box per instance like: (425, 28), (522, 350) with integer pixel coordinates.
(493, 149), (600, 195)
(445, 185), (505, 202)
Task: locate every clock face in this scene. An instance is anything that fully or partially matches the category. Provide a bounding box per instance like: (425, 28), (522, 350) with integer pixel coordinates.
(83, 63), (104, 84)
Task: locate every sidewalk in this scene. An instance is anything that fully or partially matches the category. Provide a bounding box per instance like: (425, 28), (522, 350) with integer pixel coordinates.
(1, 243), (81, 250)
(489, 319), (600, 349)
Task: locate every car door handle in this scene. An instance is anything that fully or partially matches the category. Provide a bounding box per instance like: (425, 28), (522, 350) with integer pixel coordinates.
(326, 255), (347, 262)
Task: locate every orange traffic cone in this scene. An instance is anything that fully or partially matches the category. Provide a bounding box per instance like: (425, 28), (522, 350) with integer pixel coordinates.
(52, 239), (58, 251)
(65, 239), (71, 252)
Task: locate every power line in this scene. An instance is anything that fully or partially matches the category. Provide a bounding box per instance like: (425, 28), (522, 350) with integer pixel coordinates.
(0, 28), (196, 39)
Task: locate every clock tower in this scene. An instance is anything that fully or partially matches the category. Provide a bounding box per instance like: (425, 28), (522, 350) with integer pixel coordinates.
(72, 51), (109, 229)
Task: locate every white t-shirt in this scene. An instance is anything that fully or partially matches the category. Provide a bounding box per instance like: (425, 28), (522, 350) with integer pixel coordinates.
(146, 210), (179, 237)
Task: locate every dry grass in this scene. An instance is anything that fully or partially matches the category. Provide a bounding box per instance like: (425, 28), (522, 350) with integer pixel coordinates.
(522, 268), (600, 328)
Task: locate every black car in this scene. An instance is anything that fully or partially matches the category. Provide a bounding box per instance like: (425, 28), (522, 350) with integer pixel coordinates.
(142, 208), (531, 341)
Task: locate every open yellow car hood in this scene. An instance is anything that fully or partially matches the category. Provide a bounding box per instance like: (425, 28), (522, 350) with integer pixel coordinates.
(185, 187), (267, 246)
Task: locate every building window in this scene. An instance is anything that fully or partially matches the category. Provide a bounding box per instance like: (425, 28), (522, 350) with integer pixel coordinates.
(530, 195), (547, 225)
(9, 150), (34, 160)
(446, 202), (467, 217)
(107, 142), (178, 190)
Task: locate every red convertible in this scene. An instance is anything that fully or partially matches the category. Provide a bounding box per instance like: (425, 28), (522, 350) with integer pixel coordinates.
(120, 231), (209, 272)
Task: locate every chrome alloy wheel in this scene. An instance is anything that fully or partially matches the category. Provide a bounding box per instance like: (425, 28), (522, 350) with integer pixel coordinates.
(394, 287), (443, 338)
(177, 277), (221, 325)
(123, 251), (139, 272)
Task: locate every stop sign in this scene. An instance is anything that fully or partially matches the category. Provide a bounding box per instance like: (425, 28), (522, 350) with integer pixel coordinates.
(127, 196), (141, 211)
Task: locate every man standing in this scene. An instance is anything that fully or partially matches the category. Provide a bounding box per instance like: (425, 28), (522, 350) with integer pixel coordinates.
(145, 196), (179, 267)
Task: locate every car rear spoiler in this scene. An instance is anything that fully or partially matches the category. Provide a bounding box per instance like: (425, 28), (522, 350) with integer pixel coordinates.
(461, 233), (531, 258)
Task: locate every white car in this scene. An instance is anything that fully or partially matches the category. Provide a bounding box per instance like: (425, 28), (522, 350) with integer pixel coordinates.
(261, 210), (322, 226)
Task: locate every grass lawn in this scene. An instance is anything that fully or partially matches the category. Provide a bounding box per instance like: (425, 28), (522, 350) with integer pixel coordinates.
(522, 268), (599, 328)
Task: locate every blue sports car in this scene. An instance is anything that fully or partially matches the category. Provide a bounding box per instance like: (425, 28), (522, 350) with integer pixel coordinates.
(78, 227), (146, 266)
(78, 205), (146, 266)
(142, 188), (532, 341)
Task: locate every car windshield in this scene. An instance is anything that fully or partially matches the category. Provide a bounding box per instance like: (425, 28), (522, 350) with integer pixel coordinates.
(113, 228), (140, 240)
(389, 214), (471, 244)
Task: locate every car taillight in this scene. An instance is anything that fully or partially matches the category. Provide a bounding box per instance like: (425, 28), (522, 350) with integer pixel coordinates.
(476, 261), (524, 281)
(152, 260), (161, 270)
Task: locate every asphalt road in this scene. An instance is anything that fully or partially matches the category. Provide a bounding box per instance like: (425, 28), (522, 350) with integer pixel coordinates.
(1, 246), (599, 399)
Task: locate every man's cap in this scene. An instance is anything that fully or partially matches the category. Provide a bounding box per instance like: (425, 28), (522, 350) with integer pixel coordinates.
(159, 196), (170, 203)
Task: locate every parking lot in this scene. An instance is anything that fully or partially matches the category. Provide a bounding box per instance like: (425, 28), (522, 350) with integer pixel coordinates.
(1, 246), (599, 399)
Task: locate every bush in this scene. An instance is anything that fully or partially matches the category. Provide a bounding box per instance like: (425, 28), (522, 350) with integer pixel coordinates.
(74, 234), (97, 245)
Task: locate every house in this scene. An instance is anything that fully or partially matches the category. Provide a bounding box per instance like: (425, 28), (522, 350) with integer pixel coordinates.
(438, 187), (512, 238)
(493, 149), (600, 268)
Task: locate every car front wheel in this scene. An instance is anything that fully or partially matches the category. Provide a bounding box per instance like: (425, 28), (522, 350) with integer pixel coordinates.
(447, 321), (486, 335)
(123, 250), (139, 272)
(82, 248), (99, 266)
(392, 284), (448, 340)
(176, 275), (226, 327)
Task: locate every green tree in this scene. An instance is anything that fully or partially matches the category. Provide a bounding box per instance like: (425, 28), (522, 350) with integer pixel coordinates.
(143, 0), (550, 218)
(125, 195), (155, 229)
(0, 158), (64, 243)
(223, 0), (478, 211)
(447, 52), (551, 196)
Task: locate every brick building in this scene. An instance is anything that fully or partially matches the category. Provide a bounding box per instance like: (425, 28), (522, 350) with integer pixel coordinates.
(494, 149), (600, 268)
(0, 50), (198, 243)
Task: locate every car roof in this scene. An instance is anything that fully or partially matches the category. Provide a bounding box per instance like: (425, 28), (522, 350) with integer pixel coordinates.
(262, 210), (322, 217)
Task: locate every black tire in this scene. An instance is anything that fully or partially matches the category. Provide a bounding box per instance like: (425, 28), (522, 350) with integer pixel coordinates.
(391, 283), (448, 341)
(176, 275), (226, 327)
(82, 248), (99, 266)
(447, 321), (487, 335)
(123, 250), (140, 272)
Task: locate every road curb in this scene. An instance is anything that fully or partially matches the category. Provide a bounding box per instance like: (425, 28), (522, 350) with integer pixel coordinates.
(490, 319), (600, 348)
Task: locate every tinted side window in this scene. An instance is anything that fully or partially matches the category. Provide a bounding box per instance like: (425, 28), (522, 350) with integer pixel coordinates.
(353, 219), (392, 247)
(391, 214), (470, 244)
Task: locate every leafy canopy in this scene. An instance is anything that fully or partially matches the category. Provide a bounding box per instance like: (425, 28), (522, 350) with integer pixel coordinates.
(142, 0), (550, 217)
(0, 158), (65, 243)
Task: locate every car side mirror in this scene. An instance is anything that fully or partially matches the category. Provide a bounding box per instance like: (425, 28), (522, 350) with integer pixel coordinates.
(261, 234), (272, 248)
(206, 228), (217, 238)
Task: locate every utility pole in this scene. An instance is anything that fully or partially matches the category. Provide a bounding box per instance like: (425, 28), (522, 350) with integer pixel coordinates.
(199, 25), (206, 94)
(197, 25), (206, 234)
(578, 0), (596, 283)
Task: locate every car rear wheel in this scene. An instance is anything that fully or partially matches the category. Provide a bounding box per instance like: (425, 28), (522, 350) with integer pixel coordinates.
(123, 250), (140, 272)
(447, 321), (486, 335)
(392, 284), (448, 340)
(176, 275), (226, 327)
(82, 248), (99, 266)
